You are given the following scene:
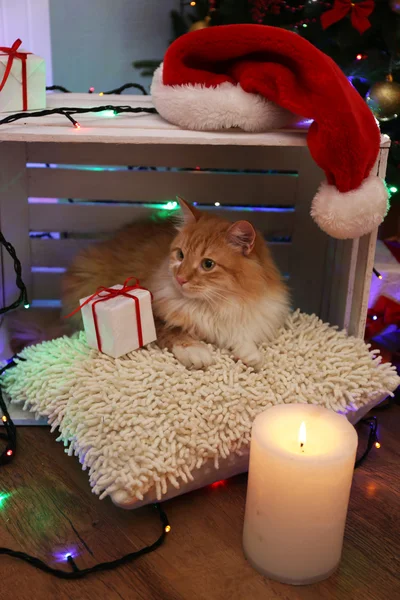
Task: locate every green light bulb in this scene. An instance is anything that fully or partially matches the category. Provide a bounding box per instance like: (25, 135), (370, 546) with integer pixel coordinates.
(0, 492), (12, 509)
(389, 186), (398, 193)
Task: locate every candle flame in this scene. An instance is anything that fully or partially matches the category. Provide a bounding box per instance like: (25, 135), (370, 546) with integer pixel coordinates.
(298, 421), (306, 449)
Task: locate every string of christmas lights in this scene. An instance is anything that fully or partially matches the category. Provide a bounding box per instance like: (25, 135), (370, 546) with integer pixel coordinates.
(0, 503), (170, 579)
(0, 232), (29, 313)
(354, 416), (380, 468)
(0, 357), (24, 466)
(0, 105), (157, 129)
(46, 82), (148, 95)
(0, 231), (30, 467)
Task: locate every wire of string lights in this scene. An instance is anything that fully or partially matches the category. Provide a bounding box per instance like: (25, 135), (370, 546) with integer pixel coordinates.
(0, 503), (170, 579)
(0, 105), (157, 129)
(46, 83), (148, 95)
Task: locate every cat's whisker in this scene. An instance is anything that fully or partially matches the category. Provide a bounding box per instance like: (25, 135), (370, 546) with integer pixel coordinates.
(201, 290), (220, 307)
(206, 290), (238, 310)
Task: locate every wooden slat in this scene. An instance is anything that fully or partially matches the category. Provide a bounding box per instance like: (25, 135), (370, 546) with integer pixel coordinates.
(289, 155), (329, 316)
(345, 147), (389, 337)
(32, 271), (63, 300)
(26, 133), (390, 169)
(269, 243), (290, 274)
(30, 237), (291, 273)
(27, 142), (305, 171)
(31, 269), (291, 304)
(31, 238), (95, 267)
(27, 168), (297, 206)
(29, 203), (295, 236)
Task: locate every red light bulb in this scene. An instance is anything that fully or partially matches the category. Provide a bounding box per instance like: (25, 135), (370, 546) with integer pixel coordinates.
(6, 449), (13, 456)
(211, 479), (227, 488)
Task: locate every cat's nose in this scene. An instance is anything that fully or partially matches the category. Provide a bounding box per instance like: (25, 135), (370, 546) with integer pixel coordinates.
(176, 275), (188, 286)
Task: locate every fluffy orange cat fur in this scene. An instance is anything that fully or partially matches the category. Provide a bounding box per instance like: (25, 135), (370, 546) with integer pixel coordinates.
(62, 198), (289, 370)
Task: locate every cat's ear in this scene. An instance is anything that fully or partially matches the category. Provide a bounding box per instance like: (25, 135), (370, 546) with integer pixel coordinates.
(227, 221), (256, 255)
(176, 196), (200, 228)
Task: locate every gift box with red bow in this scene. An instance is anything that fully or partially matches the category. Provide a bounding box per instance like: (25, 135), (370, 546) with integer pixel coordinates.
(77, 278), (157, 359)
(0, 39), (45, 112)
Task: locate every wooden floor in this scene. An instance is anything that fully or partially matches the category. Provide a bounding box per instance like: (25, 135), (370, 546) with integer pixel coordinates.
(1, 405), (399, 600)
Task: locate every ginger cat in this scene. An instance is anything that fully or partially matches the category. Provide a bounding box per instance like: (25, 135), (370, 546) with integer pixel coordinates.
(62, 198), (289, 370)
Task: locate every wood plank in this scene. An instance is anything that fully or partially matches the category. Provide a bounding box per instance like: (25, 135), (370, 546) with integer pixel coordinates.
(31, 238), (95, 267)
(347, 234), (377, 338)
(27, 168), (297, 206)
(346, 146), (389, 337)
(32, 270), (63, 300)
(0, 407), (399, 599)
(289, 156), (329, 316)
(30, 238), (291, 274)
(27, 142), (305, 171)
(29, 203), (295, 236)
(322, 238), (355, 330)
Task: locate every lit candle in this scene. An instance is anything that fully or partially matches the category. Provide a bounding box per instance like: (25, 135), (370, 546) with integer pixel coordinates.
(243, 404), (358, 585)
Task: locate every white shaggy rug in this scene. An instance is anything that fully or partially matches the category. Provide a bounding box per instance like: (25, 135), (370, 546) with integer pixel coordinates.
(3, 310), (399, 508)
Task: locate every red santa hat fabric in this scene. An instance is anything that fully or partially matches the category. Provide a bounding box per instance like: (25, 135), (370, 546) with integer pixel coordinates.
(151, 24), (389, 240)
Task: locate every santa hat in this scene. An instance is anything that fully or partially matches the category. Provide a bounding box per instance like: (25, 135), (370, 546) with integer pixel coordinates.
(151, 24), (389, 240)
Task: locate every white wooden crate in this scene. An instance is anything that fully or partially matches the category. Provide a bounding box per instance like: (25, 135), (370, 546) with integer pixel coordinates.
(0, 94), (390, 424)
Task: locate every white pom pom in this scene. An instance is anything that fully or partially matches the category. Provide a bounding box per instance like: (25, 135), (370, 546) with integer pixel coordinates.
(311, 176), (389, 239)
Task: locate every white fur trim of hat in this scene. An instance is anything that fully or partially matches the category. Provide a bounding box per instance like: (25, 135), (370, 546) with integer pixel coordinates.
(151, 65), (296, 132)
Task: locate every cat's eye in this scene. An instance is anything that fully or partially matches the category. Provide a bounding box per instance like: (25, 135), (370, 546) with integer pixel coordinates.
(201, 258), (215, 271)
(176, 249), (184, 260)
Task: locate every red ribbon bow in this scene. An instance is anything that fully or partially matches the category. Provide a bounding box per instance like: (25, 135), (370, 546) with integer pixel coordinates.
(366, 295), (400, 339)
(0, 39), (31, 111)
(321, 0), (374, 34)
(65, 277), (152, 353)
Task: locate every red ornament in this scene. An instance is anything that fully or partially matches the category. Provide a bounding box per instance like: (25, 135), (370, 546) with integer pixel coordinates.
(365, 295), (400, 339)
(250, 0), (282, 21)
(321, 0), (375, 34)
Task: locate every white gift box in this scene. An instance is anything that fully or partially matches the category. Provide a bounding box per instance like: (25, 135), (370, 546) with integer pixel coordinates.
(0, 40), (46, 112)
(81, 284), (157, 359)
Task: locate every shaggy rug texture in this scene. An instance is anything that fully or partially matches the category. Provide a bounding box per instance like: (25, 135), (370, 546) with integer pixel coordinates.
(3, 310), (399, 504)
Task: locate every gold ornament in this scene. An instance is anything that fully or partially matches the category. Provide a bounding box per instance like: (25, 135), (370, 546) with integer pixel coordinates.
(366, 75), (400, 121)
(189, 15), (211, 32)
(390, 0), (400, 14)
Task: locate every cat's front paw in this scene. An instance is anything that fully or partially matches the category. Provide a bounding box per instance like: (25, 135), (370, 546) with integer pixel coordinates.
(234, 344), (264, 371)
(172, 342), (214, 370)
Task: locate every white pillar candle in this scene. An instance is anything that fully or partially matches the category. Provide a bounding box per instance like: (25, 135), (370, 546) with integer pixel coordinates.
(243, 404), (358, 585)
